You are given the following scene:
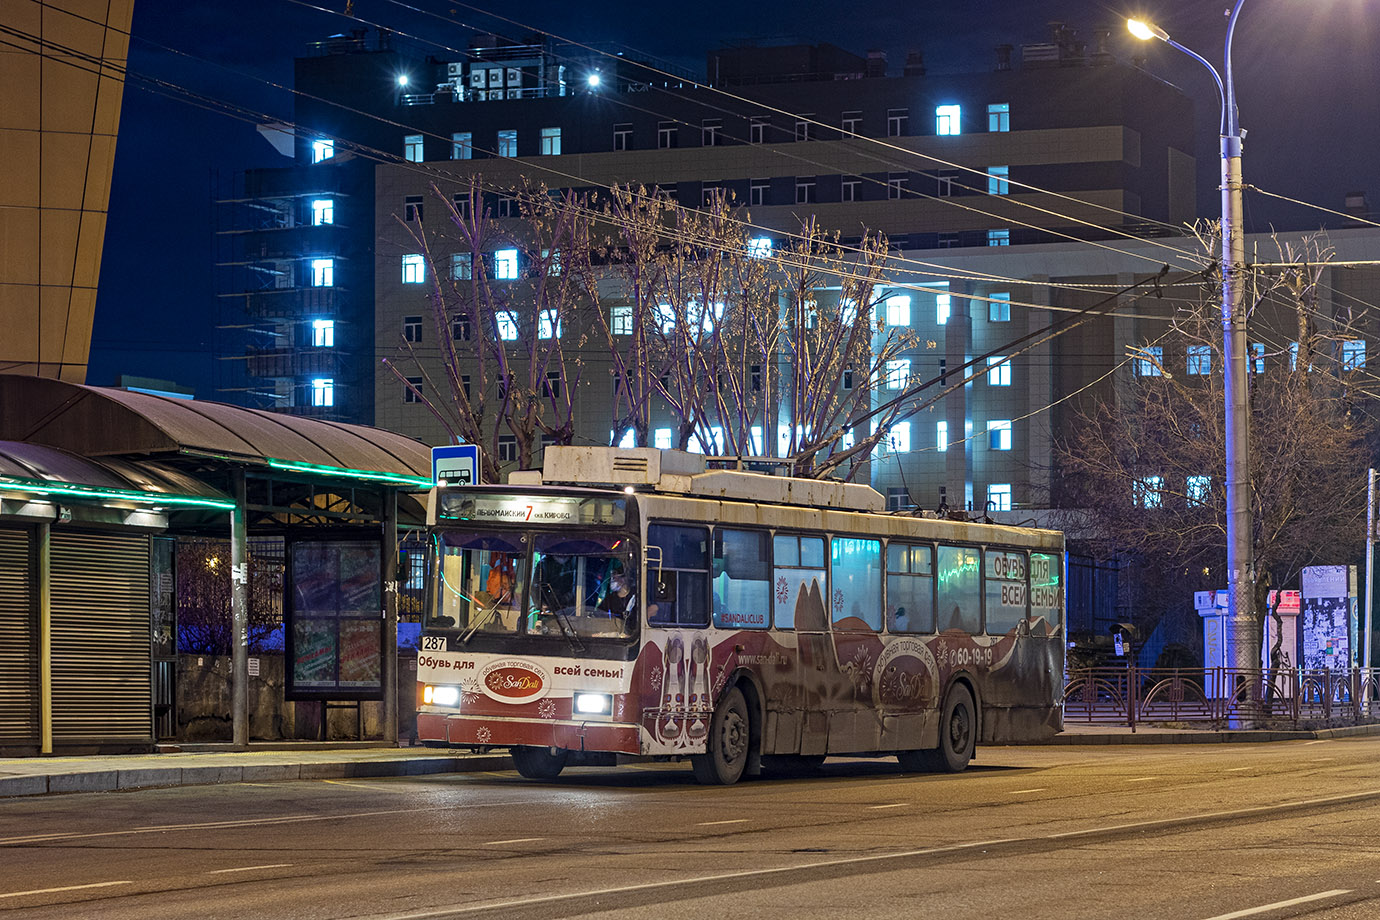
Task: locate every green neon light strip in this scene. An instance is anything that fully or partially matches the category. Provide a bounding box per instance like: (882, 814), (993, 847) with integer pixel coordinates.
(265, 457), (433, 487)
(0, 477), (236, 510)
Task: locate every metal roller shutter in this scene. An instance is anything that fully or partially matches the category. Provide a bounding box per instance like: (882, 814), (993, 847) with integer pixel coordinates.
(0, 528), (36, 745)
(50, 532), (152, 743)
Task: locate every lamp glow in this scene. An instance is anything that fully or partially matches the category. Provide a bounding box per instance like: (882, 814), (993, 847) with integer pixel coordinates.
(1127, 18), (1168, 42)
(586, 72), (601, 88)
(397, 73), (410, 87)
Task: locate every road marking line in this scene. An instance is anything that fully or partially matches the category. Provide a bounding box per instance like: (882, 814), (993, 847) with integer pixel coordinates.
(207, 864), (292, 875)
(483, 837), (544, 846)
(867, 804), (907, 810)
(1009, 788), (1047, 794)
(0, 801), (533, 846)
(1302, 740), (1331, 746)
(1127, 777), (1158, 782)
(1198, 889), (1351, 919)
(322, 780), (408, 792)
(1226, 767), (1251, 772)
(698, 819), (750, 825)
(0, 881), (132, 899)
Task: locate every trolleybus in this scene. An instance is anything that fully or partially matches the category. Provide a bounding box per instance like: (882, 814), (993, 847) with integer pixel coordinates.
(416, 447), (1064, 784)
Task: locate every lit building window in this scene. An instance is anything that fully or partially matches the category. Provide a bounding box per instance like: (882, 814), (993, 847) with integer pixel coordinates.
(989, 292), (1010, 322)
(311, 319), (334, 348)
(987, 103), (1010, 132)
(538, 309), (561, 340)
(654, 428), (672, 450)
(311, 139), (334, 163)
(987, 419), (1012, 451)
(1134, 475), (1163, 509)
(310, 258), (334, 287)
(840, 428), (854, 451)
(885, 295), (911, 326)
(987, 356), (1011, 386)
(937, 292), (951, 326)
(451, 252), (472, 280)
(1136, 345), (1164, 377)
(747, 237), (772, 259)
(887, 421), (911, 453)
(987, 229), (1010, 246)
(497, 129), (517, 157)
(987, 483), (1012, 511)
(1250, 342), (1265, 374)
(311, 199), (334, 225)
(540, 127), (561, 156)
(935, 104), (962, 135)
(886, 359), (911, 390)
(451, 132), (472, 159)
(494, 248), (519, 280)
(611, 305), (633, 336)
(752, 426), (766, 455)
(310, 378), (334, 407)
(495, 311), (519, 341)
(1343, 339), (1366, 370)
(937, 420), (949, 452)
(1187, 345), (1212, 375)
(987, 165), (1009, 196)
(402, 254), (426, 284)
(618, 428), (637, 448)
(404, 134), (424, 162)
(1187, 475), (1211, 506)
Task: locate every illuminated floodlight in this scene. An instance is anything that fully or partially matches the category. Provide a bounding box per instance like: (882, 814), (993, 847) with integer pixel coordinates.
(587, 72), (602, 88)
(397, 73), (411, 87)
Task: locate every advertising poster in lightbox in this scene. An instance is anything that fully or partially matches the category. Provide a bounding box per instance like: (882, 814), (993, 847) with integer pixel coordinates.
(285, 538), (383, 700)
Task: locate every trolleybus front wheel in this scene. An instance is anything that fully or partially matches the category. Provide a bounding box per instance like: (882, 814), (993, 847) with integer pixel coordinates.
(691, 686), (750, 785)
(899, 684), (975, 774)
(511, 745), (569, 780)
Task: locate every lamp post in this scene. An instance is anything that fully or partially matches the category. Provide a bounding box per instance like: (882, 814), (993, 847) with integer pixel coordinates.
(1130, 4), (1258, 690)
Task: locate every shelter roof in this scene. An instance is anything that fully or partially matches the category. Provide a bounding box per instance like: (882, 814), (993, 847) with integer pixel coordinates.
(0, 375), (431, 485)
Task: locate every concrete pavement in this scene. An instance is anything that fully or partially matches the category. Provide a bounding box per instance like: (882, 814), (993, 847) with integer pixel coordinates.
(5, 721), (1380, 798)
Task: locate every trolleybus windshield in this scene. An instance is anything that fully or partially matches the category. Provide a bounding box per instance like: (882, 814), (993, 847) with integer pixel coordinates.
(427, 530), (637, 641)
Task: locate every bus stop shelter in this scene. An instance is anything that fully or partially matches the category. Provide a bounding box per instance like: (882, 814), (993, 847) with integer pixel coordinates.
(0, 374), (432, 753)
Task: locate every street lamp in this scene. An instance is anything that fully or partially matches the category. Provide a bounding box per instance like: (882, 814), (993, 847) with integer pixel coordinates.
(1130, 3), (1256, 685)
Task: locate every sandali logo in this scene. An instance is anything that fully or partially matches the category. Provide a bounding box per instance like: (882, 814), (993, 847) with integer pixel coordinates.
(479, 658), (549, 703)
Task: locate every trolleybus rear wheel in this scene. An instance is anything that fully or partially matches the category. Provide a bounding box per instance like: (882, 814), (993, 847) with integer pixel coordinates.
(898, 684), (975, 773)
(692, 686), (750, 785)
(511, 745), (569, 780)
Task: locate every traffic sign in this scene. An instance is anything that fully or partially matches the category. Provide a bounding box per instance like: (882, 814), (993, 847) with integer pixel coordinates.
(432, 444), (479, 486)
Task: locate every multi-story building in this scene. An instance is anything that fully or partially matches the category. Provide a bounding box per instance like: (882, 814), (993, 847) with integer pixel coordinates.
(219, 24), (1201, 504)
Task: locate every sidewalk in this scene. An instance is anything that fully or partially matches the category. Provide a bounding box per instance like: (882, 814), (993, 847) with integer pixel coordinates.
(6, 723), (1380, 798)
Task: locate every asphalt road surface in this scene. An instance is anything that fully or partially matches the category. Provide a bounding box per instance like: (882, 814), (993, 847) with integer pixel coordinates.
(5, 739), (1380, 920)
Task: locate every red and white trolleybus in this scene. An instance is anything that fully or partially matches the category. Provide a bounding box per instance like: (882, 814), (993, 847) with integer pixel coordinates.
(416, 447), (1064, 784)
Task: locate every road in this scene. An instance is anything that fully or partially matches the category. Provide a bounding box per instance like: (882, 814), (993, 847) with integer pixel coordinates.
(5, 739), (1380, 920)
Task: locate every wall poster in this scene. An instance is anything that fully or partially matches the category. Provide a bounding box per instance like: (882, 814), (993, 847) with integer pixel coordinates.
(285, 538), (383, 700)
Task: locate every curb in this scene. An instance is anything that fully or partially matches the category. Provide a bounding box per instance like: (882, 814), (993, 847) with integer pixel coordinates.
(0, 755), (513, 799)
(1042, 721), (1380, 744)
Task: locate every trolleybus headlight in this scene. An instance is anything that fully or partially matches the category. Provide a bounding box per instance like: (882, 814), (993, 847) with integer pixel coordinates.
(425, 685), (460, 707)
(574, 692), (612, 715)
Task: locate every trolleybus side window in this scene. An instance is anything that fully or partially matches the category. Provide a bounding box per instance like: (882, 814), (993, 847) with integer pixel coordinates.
(1030, 552), (1063, 635)
(772, 534), (826, 629)
(886, 542), (935, 633)
(712, 528), (771, 629)
(648, 523), (709, 627)
(936, 544), (982, 633)
(830, 537), (882, 631)
(984, 548), (1028, 635)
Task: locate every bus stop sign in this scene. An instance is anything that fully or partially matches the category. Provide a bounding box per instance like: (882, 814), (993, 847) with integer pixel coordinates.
(432, 444), (479, 486)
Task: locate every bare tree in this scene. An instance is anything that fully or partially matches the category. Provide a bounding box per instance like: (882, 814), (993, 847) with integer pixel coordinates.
(1056, 233), (1375, 650)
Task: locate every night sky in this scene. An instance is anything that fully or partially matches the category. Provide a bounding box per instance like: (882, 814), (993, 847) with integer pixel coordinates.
(90, 0), (1380, 396)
